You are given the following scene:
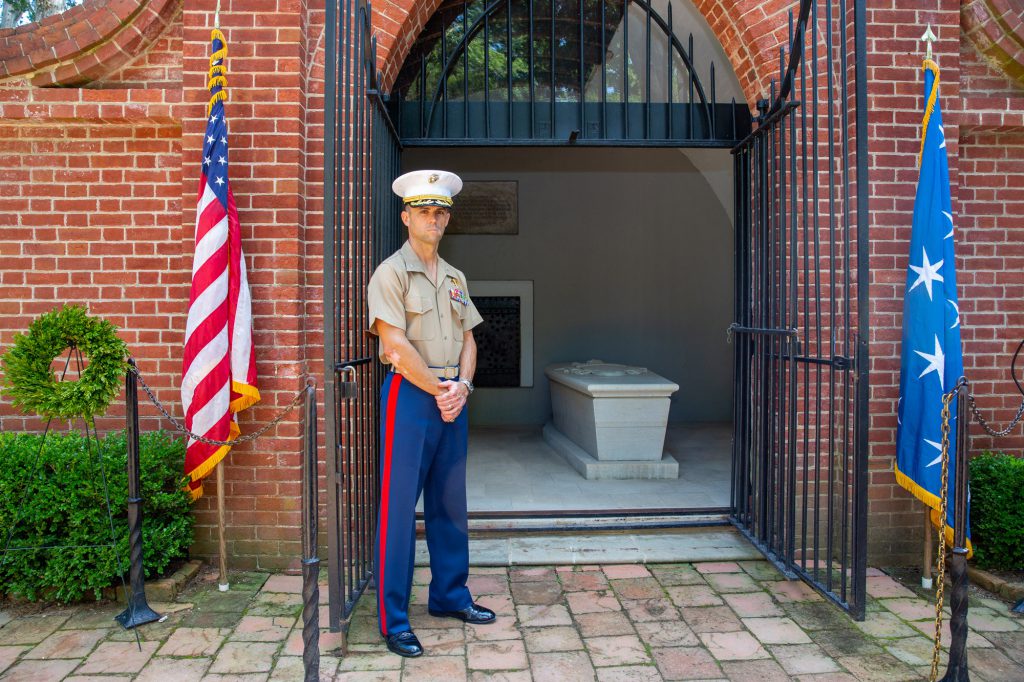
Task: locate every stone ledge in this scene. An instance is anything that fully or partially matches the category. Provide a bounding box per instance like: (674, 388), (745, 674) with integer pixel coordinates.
(967, 565), (1024, 603)
(543, 422), (679, 480)
(103, 558), (203, 603)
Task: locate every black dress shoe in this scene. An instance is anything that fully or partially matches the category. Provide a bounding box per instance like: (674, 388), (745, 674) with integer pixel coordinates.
(428, 602), (497, 624)
(385, 630), (423, 657)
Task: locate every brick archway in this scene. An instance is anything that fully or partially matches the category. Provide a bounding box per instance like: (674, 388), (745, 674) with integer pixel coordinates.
(373, 0), (792, 107)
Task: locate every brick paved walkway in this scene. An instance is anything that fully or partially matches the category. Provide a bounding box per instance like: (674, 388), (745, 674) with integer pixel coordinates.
(0, 561), (1022, 680)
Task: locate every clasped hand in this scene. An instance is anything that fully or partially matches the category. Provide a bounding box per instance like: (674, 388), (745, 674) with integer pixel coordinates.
(435, 380), (467, 423)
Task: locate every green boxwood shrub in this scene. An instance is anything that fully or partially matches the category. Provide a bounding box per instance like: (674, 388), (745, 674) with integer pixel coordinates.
(969, 451), (1024, 570)
(0, 430), (193, 602)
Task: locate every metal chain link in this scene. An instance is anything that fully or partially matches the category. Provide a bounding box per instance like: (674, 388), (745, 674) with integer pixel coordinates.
(130, 365), (306, 446)
(929, 385), (957, 682)
(967, 391), (1024, 438)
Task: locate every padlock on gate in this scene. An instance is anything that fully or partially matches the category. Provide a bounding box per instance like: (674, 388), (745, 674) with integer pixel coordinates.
(339, 365), (357, 399)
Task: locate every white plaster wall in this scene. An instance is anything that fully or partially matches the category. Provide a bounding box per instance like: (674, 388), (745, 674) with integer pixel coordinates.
(402, 146), (734, 425)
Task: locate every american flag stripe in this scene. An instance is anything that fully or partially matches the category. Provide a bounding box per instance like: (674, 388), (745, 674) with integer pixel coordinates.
(181, 28), (260, 499)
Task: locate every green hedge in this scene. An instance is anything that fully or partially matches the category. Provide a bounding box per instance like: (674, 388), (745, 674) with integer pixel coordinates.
(0, 430), (193, 602)
(970, 451), (1024, 570)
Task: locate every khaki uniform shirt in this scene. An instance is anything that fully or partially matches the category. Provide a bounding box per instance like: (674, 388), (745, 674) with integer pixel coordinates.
(367, 241), (484, 368)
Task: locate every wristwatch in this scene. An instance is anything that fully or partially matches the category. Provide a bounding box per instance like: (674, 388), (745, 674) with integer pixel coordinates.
(459, 378), (474, 395)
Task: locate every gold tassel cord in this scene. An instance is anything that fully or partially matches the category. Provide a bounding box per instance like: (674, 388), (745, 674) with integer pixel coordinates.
(917, 59), (939, 169)
(206, 29), (228, 117)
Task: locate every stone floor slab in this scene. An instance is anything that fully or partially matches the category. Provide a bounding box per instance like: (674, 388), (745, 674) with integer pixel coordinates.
(566, 591), (622, 615)
(720, 658), (791, 681)
(575, 611), (636, 638)
(596, 664), (664, 682)
(722, 592), (782, 618)
(666, 584), (722, 608)
(703, 572), (759, 594)
(700, 630), (770, 661)
(680, 606), (743, 633)
(0, 615), (70, 645)
(530, 650), (597, 682)
(158, 627), (229, 657)
(78, 640), (159, 674)
(24, 628), (107, 659)
(695, 562), (742, 574)
(469, 671), (533, 682)
(468, 639), (529, 670)
(0, 658), (80, 681)
(742, 616), (811, 644)
(602, 565), (652, 580)
(516, 604), (572, 628)
(836, 653), (919, 681)
(208, 641), (279, 674)
(511, 581), (563, 605)
(559, 570), (610, 592)
(136, 656), (211, 682)
(0, 645), (27, 675)
(523, 626), (584, 652)
(767, 643), (842, 676)
(609, 577), (665, 600)
(651, 646), (722, 680)
(634, 620), (699, 648)
(585, 634), (650, 666)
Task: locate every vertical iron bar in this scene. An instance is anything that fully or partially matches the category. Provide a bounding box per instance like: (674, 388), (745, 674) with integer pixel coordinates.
(601, 0), (607, 139)
(666, 3), (673, 139)
(839, 0), (851, 604)
(419, 54), (426, 137)
(507, 0), (513, 137)
(464, 2), (469, 138)
(645, 0), (650, 139)
(799, 13), (810, 574)
(484, 10), (491, 138)
(710, 63), (716, 137)
(301, 381), (320, 682)
(824, 0), (837, 595)
(623, 0), (629, 136)
(687, 34), (693, 139)
(442, 10), (449, 137)
(787, 31), (799, 570)
(579, 0), (585, 138)
(810, 0), (823, 585)
(529, 0), (535, 138)
(550, 0), (555, 138)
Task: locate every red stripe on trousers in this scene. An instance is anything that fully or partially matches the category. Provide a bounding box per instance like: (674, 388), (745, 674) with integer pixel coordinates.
(378, 374), (403, 635)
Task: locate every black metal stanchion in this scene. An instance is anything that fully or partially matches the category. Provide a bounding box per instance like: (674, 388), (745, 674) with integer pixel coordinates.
(116, 360), (161, 629)
(940, 386), (971, 681)
(300, 379), (321, 682)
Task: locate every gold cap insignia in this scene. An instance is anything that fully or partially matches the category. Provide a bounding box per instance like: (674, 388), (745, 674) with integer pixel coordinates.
(428, 173), (439, 183)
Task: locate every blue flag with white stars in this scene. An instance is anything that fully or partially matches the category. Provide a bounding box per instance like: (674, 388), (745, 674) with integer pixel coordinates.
(894, 59), (970, 556)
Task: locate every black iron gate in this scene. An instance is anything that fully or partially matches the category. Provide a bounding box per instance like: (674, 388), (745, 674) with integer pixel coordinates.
(729, 0), (869, 618)
(323, 0), (402, 632)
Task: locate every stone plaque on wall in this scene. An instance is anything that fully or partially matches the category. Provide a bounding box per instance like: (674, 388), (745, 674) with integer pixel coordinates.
(447, 181), (518, 234)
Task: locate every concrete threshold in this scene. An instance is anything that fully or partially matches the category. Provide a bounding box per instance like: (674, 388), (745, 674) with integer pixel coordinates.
(413, 525), (762, 566)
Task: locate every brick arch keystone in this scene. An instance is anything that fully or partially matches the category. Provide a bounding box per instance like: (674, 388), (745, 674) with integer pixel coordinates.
(372, 0), (791, 107)
(0, 0), (180, 86)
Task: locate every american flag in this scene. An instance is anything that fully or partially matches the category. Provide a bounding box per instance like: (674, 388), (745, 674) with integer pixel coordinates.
(181, 28), (260, 500)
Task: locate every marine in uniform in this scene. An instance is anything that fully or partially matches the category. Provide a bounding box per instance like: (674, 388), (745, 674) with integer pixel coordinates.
(367, 169), (496, 658)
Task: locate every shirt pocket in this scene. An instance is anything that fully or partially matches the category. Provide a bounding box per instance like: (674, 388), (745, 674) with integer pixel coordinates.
(404, 293), (436, 340)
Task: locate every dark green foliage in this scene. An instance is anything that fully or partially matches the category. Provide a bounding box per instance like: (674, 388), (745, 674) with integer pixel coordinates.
(0, 430), (193, 602)
(0, 305), (128, 420)
(970, 451), (1024, 570)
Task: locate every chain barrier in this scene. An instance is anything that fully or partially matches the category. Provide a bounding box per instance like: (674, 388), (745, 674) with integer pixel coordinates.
(929, 381), (960, 682)
(129, 364), (307, 446)
(967, 392), (1024, 438)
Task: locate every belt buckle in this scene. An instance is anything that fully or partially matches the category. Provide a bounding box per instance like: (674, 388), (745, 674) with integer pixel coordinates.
(444, 366), (458, 379)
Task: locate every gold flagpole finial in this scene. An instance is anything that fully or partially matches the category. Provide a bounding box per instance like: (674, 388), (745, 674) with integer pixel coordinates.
(921, 25), (937, 62)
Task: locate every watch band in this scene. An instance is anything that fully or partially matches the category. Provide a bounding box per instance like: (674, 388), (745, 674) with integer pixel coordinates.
(459, 378), (474, 394)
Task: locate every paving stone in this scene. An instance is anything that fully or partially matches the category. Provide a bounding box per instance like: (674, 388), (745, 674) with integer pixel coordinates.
(229, 615), (295, 642)
(567, 591), (623, 615)
(468, 639), (528, 670)
(737, 561), (784, 581)
(720, 658), (791, 681)
(208, 641), (279, 674)
(0, 613), (10, 629)
(473, 593), (515, 617)
(742, 616), (811, 644)
(634, 620), (698, 648)
(181, 607), (248, 629)
(469, 671), (533, 682)
(621, 598), (678, 622)
(78, 640), (159, 674)
(968, 647), (1024, 682)
(560, 570), (610, 592)
(413, 567), (433, 585)
(651, 646), (722, 680)
(809, 627), (885, 657)
(585, 634), (650, 666)
(835, 653), (919, 681)
(966, 606), (1022, 632)
(136, 655), (211, 681)
(523, 626), (584, 652)
(609, 578), (665, 600)
(699, 631), (770, 661)
(466, 615), (523, 641)
(666, 584), (723, 608)
(246, 591), (303, 618)
(516, 604), (572, 628)
(261, 575), (303, 594)
(649, 564), (704, 587)
(24, 628), (107, 659)
(402, 653), (467, 680)
(767, 643), (842, 675)
(268, 655), (339, 681)
(879, 597), (945, 621)
(416, 627), (466, 656)
(65, 676), (133, 682)
(334, 672), (399, 682)
(511, 567), (557, 582)
(865, 575), (916, 599)
(695, 562), (742, 574)
(852, 611), (918, 639)
(763, 580), (824, 603)
(511, 581), (563, 605)
(780, 601), (850, 630)
(883, 635), (938, 666)
(158, 626), (229, 656)
(791, 673), (858, 681)
(346, 616), (380, 645)
(0, 614), (70, 645)
(468, 574), (511, 596)
(984, 631), (1024, 664)
(0, 658), (80, 681)
(66, 605), (122, 629)
(602, 565), (652, 580)
(576, 611), (636, 638)
(0, 645), (27, 674)
(336, 649), (403, 671)
(200, 674), (271, 682)
(722, 592), (782, 617)
(703, 572), (759, 594)
(530, 650), (597, 682)
(908, 618), (994, 648)
(680, 606), (743, 633)
(281, 624), (344, 656)
(596, 665), (664, 682)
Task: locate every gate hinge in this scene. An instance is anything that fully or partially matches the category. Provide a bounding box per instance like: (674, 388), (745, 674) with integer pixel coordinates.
(831, 355), (854, 370)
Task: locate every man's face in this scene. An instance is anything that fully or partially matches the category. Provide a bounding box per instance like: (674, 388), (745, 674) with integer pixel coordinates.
(402, 204), (451, 246)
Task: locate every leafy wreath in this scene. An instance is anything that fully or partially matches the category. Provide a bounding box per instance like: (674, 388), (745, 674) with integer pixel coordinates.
(1, 305), (128, 420)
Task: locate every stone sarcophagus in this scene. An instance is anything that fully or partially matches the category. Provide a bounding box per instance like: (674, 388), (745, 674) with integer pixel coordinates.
(543, 360), (680, 479)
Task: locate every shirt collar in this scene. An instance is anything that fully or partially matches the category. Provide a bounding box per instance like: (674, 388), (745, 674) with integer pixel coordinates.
(400, 240), (457, 286)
